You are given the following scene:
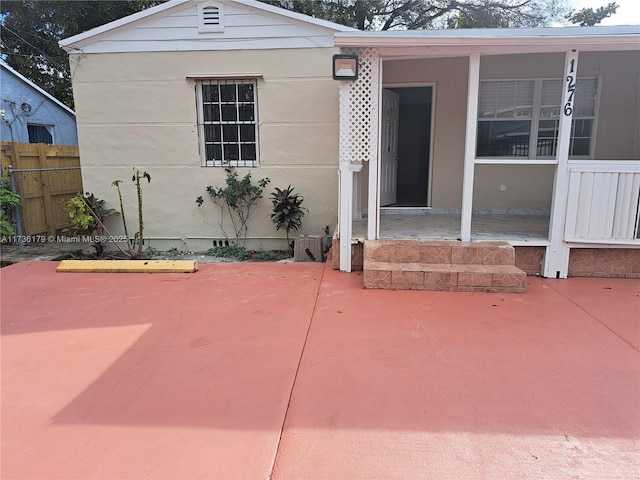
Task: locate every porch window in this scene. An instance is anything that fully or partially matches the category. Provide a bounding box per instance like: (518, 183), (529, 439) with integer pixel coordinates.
(536, 78), (597, 158)
(477, 77), (598, 159)
(196, 79), (258, 167)
(477, 80), (534, 157)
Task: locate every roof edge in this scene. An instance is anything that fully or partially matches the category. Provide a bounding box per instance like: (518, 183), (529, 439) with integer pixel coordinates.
(0, 60), (75, 117)
(235, 0), (357, 32)
(60, 0), (188, 49)
(335, 25), (640, 48)
(60, 0), (356, 51)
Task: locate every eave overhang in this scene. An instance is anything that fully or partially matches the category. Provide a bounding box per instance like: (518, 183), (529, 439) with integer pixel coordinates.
(335, 25), (640, 57)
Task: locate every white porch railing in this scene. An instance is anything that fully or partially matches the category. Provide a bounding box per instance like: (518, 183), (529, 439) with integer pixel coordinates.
(565, 161), (640, 243)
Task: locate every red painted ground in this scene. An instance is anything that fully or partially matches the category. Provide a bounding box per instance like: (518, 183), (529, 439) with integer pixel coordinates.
(1, 261), (638, 479)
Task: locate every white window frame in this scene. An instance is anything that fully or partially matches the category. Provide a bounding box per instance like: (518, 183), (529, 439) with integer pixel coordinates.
(477, 76), (601, 161)
(195, 78), (259, 168)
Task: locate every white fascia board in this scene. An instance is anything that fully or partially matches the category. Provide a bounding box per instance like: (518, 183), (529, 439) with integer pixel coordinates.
(235, 0), (357, 32)
(0, 60), (75, 116)
(59, 0), (190, 50)
(335, 25), (640, 51)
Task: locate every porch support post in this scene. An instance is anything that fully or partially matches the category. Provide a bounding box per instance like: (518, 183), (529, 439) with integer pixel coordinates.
(544, 49), (579, 278)
(338, 80), (354, 272)
(460, 53), (480, 242)
(368, 52), (382, 240)
(338, 165), (354, 272)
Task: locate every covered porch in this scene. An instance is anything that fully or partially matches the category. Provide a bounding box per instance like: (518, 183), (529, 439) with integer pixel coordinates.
(354, 211), (549, 243)
(334, 26), (640, 278)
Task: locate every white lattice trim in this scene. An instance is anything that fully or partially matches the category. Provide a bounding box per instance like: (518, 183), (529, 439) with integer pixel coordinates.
(339, 48), (379, 164)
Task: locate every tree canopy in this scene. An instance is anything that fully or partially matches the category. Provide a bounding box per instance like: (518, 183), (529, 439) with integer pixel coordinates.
(0, 0), (620, 109)
(565, 1), (619, 26)
(0, 1), (164, 108)
(262, 0), (571, 30)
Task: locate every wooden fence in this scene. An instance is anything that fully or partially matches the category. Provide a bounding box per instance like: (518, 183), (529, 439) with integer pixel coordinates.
(1, 142), (82, 236)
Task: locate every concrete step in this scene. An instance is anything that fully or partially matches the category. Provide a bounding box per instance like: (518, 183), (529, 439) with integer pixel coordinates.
(363, 262), (526, 292)
(363, 240), (526, 292)
(364, 239), (517, 266)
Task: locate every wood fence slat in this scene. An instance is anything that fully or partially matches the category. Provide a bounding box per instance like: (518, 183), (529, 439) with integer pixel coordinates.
(37, 143), (54, 234)
(1, 142), (82, 236)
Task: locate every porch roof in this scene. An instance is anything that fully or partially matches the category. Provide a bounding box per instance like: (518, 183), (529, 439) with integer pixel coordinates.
(335, 25), (640, 55)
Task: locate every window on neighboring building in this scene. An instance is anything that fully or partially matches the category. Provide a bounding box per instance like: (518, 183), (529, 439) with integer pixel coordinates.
(196, 79), (259, 167)
(477, 77), (598, 159)
(27, 124), (53, 144)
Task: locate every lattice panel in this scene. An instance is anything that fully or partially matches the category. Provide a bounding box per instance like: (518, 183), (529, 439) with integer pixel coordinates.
(339, 48), (379, 164)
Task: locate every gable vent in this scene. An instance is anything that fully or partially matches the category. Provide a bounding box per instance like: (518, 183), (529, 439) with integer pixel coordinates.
(202, 6), (220, 26)
(198, 2), (224, 33)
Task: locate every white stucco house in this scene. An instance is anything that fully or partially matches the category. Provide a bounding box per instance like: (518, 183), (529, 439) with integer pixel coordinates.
(60, 0), (640, 279)
(0, 60), (78, 145)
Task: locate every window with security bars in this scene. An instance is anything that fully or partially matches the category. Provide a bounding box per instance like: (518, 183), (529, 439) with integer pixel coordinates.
(477, 77), (598, 159)
(197, 79), (258, 167)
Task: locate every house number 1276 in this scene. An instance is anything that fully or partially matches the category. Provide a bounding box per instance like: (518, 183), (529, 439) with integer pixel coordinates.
(564, 59), (576, 116)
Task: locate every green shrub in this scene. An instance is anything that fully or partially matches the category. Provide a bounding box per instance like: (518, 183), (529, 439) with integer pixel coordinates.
(270, 185), (307, 256)
(197, 171), (270, 248)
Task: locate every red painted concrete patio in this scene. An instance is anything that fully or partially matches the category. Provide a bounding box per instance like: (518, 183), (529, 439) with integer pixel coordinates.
(1, 261), (638, 479)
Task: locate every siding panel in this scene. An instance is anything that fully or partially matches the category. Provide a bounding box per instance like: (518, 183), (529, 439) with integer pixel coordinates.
(74, 2), (337, 53)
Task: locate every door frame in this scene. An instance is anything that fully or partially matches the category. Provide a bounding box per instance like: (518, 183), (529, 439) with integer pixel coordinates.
(380, 88), (400, 207)
(381, 82), (437, 208)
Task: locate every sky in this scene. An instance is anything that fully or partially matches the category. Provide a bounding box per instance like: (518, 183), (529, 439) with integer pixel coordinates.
(568, 0), (640, 25)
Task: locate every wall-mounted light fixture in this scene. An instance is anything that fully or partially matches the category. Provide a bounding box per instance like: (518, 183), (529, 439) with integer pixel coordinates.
(332, 54), (359, 81)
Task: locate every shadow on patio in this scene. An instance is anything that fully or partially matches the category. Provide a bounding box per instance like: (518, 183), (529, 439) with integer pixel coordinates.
(1, 261), (638, 479)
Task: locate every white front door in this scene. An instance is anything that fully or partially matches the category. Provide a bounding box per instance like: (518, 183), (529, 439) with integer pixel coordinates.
(380, 89), (399, 206)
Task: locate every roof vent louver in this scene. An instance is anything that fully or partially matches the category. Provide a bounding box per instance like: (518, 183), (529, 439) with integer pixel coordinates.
(198, 2), (224, 33)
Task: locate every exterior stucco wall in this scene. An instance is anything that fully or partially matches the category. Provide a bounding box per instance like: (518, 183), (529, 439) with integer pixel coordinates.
(381, 51), (638, 210)
(581, 51), (640, 161)
(0, 67), (78, 145)
(70, 48), (339, 251)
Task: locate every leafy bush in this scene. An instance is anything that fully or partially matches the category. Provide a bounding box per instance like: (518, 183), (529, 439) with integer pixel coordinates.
(0, 173), (20, 240)
(197, 171), (270, 248)
(259, 250), (278, 261)
(205, 245), (250, 260)
(270, 185), (307, 256)
(66, 192), (119, 256)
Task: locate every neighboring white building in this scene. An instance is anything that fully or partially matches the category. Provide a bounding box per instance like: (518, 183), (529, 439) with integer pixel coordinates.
(60, 0), (640, 277)
(0, 60), (78, 145)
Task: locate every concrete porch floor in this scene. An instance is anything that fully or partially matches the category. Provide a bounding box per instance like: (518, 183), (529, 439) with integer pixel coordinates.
(354, 213), (550, 244)
(1, 261), (638, 479)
